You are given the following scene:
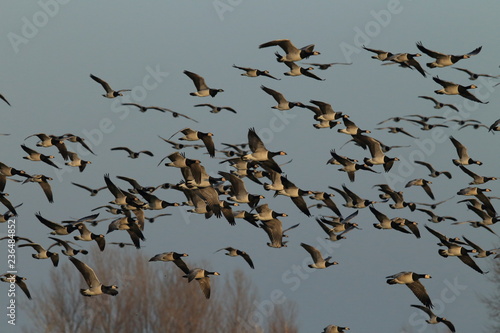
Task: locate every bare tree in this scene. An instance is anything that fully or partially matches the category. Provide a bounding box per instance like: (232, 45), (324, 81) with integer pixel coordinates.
(22, 249), (298, 333)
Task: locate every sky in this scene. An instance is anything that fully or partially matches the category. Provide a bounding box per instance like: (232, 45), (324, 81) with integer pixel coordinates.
(1, 0), (500, 332)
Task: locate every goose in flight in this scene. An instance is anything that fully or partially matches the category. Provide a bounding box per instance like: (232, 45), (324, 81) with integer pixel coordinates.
(232, 65), (280, 80)
(416, 41), (482, 68)
(69, 257), (118, 296)
(410, 304), (456, 332)
(259, 39), (320, 62)
(121, 103), (198, 122)
(386, 271), (433, 308)
(90, 74), (130, 98)
(433, 76), (488, 104)
(184, 70), (223, 97)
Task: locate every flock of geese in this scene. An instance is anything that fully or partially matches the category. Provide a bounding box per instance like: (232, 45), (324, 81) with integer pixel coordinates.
(1, 38), (500, 332)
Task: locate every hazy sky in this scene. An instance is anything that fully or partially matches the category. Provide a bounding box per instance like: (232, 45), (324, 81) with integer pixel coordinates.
(2, 1), (500, 332)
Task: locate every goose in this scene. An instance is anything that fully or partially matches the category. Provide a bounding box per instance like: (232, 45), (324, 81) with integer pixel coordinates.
(116, 176), (157, 194)
(386, 271), (433, 308)
(260, 218), (287, 248)
(410, 305), (456, 332)
(392, 217), (421, 239)
(159, 151), (192, 168)
(0, 162), (29, 191)
(69, 257), (118, 296)
(433, 76), (488, 104)
(170, 128), (215, 158)
(374, 184), (415, 211)
(459, 123), (488, 131)
(384, 52), (427, 77)
(374, 127), (418, 139)
(458, 165), (497, 184)
(35, 212), (77, 235)
(176, 264), (220, 299)
(91, 205), (124, 215)
(215, 247), (254, 269)
(137, 188), (179, 210)
(341, 184), (376, 209)
(65, 151), (91, 172)
(22, 174), (53, 203)
(232, 65), (280, 80)
(453, 67), (500, 80)
(0, 93), (10, 106)
(337, 116), (371, 135)
(276, 176), (312, 216)
(309, 100), (343, 121)
(145, 213), (172, 223)
(362, 45), (393, 60)
(0, 193), (18, 216)
(316, 213), (358, 241)
(308, 191), (342, 216)
(24, 133), (69, 160)
(283, 61), (324, 80)
(416, 41), (482, 68)
(121, 103), (198, 122)
(243, 128), (286, 173)
(71, 182), (107, 196)
(1, 274), (31, 299)
(106, 215), (145, 249)
(369, 206), (411, 234)
(60, 134), (96, 155)
(418, 95), (459, 111)
(259, 39), (320, 62)
(414, 160), (452, 179)
(253, 203), (287, 221)
(425, 225), (467, 247)
(462, 236), (497, 258)
(0, 203), (22, 223)
(376, 116), (408, 125)
(403, 118), (448, 131)
(90, 74), (130, 98)
(359, 135), (399, 172)
(194, 103), (237, 114)
(322, 325), (350, 333)
(18, 243), (59, 267)
(488, 119), (500, 133)
(465, 204), (498, 228)
(233, 210), (259, 227)
(304, 62), (352, 70)
(219, 171), (263, 208)
(300, 243), (338, 269)
(416, 208), (456, 223)
(104, 174), (145, 209)
(111, 147), (153, 159)
(405, 179), (435, 200)
(73, 223), (106, 251)
(437, 237), (484, 274)
(450, 136), (482, 166)
(48, 237), (88, 257)
(21, 144), (60, 169)
(260, 85), (303, 110)
(149, 252), (190, 272)
(110, 242), (135, 248)
(184, 70), (223, 97)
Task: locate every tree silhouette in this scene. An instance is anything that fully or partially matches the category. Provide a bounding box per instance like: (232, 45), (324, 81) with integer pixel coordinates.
(22, 249), (298, 333)
(482, 258), (500, 332)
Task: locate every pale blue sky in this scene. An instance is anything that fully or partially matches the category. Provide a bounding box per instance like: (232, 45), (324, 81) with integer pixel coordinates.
(1, 1), (500, 332)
